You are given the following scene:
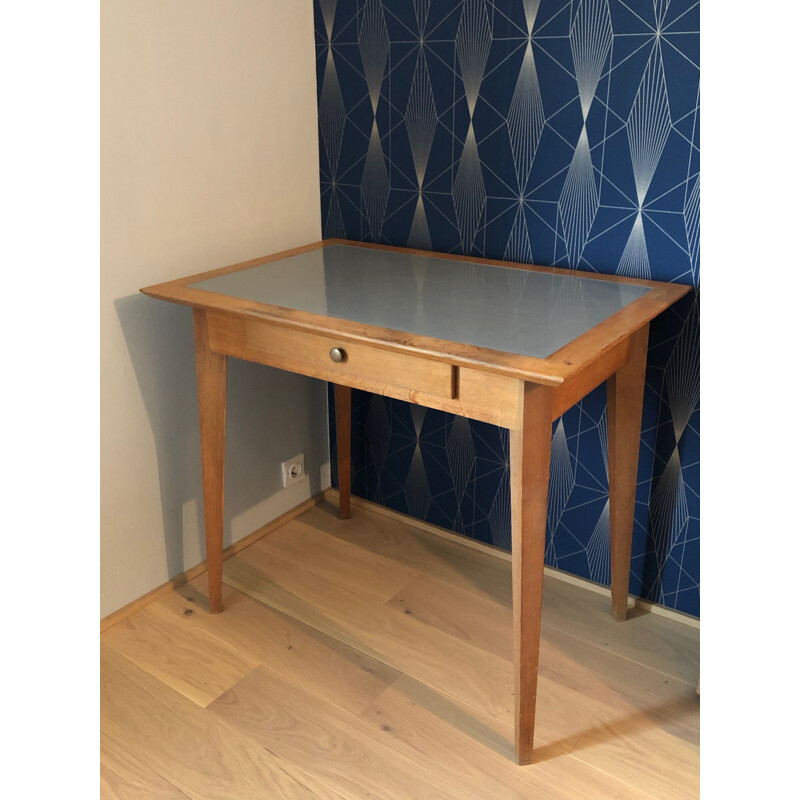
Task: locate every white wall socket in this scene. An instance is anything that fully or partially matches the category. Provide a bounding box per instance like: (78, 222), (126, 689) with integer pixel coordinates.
(281, 454), (305, 488)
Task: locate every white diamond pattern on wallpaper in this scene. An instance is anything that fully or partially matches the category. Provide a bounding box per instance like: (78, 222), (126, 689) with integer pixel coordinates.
(324, 187), (346, 238)
(685, 176), (700, 283)
(455, 0), (491, 117)
(489, 465), (512, 551)
(319, 0), (337, 40)
(598, 406), (609, 482)
(504, 204), (533, 264)
(358, 0), (389, 114)
(628, 43), (672, 205)
(406, 49), (438, 188)
(548, 419), (575, 534)
(446, 416), (476, 504)
(655, 0), (672, 29)
(366, 393), (391, 487)
(408, 194), (432, 250)
(523, 0), (541, 34)
(405, 444), (432, 519)
(319, 49), (346, 178)
(558, 126), (599, 266)
(453, 123), (486, 252)
(664, 297), (699, 441)
(617, 211), (652, 279)
(507, 41), (545, 193)
(650, 448), (689, 567)
(410, 404), (427, 439)
(362, 120), (390, 241)
(587, 500), (611, 585)
(570, 0), (613, 120)
(413, 0), (432, 32)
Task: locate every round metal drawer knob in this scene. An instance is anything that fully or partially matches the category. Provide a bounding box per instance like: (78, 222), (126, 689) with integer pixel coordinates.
(329, 347), (346, 363)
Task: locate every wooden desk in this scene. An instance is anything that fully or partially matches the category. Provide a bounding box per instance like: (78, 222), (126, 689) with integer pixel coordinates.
(141, 239), (690, 765)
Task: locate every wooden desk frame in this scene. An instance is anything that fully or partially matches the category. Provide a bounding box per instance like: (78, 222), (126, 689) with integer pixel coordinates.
(142, 239), (690, 765)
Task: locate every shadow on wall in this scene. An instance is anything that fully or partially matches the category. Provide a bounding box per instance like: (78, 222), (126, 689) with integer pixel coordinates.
(114, 293), (328, 580)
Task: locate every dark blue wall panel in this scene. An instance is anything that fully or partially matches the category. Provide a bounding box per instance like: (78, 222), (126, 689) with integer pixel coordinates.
(315, 0), (699, 616)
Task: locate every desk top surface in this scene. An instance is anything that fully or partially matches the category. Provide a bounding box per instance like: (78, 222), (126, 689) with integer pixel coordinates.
(188, 244), (649, 360)
(142, 240), (690, 384)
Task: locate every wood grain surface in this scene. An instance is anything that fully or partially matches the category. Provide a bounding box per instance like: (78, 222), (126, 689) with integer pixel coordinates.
(101, 499), (699, 798)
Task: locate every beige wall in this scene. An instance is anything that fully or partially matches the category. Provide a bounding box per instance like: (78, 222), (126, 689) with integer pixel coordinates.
(101, 1), (327, 618)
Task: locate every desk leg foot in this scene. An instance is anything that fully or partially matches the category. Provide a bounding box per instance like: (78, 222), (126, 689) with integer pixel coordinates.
(510, 383), (553, 765)
(334, 384), (351, 519)
(608, 325), (649, 622)
(194, 309), (227, 614)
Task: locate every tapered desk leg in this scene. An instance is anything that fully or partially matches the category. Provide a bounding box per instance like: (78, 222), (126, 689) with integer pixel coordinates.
(607, 324), (649, 621)
(509, 382), (553, 765)
(334, 384), (351, 519)
(193, 309), (227, 614)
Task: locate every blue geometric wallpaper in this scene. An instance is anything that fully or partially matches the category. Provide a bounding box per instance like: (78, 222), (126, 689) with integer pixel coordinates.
(315, 0), (700, 616)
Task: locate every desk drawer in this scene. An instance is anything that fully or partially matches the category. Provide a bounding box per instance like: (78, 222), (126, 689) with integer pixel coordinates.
(206, 312), (456, 399)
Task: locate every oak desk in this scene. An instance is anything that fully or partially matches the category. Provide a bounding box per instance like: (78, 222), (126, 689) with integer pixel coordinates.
(141, 239), (689, 765)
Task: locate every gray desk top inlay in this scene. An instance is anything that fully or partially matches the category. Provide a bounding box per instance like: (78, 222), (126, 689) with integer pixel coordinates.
(190, 245), (650, 359)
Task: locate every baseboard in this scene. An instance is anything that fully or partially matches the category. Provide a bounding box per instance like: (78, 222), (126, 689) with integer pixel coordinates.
(325, 488), (700, 630)
(100, 490), (326, 633)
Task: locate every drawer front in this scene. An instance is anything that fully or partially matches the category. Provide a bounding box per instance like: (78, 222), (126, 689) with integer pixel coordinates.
(206, 312), (455, 399)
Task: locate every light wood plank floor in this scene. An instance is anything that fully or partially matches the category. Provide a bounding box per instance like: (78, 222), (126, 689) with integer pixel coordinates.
(101, 500), (700, 800)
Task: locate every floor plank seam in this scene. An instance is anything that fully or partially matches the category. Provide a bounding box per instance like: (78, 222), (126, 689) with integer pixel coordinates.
(102, 501), (699, 798)
(226, 571), (515, 731)
(101, 728), (194, 799)
(213, 662), (507, 800)
(539, 620), (699, 688)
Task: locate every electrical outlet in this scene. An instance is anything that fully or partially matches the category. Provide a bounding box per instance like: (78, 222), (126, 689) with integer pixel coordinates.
(281, 454), (305, 488)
